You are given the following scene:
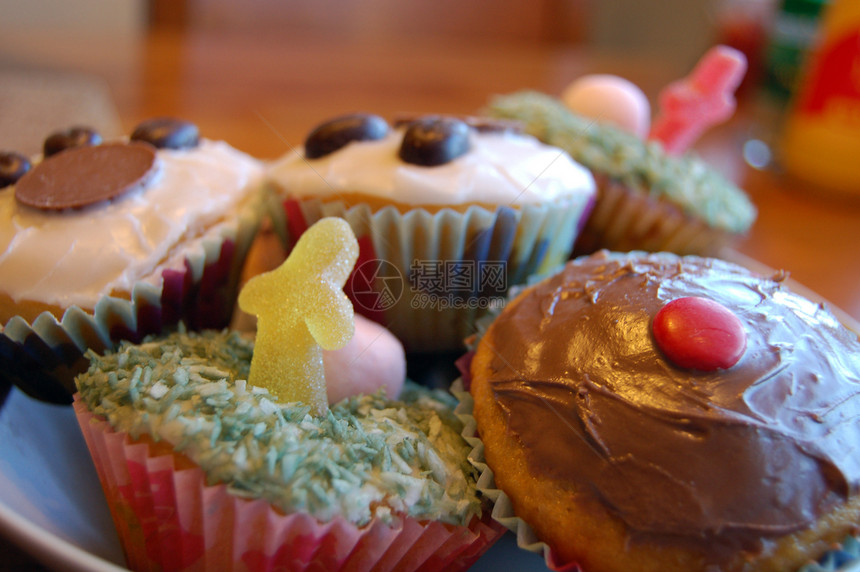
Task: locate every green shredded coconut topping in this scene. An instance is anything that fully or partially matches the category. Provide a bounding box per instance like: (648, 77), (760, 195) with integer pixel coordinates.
(484, 90), (757, 233)
(75, 329), (481, 526)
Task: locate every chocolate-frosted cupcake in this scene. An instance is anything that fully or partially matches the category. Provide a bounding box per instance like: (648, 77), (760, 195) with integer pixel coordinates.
(465, 250), (860, 571)
(0, 118), (265, 404)
(266, 113), (596, 353)
(485, 91), (757, 256)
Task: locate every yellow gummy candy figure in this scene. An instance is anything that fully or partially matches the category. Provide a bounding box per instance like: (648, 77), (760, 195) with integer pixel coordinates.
(238, 217), (359, 415)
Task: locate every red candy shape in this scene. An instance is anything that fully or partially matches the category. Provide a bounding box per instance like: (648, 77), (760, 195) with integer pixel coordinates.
(648, 45), (747, 155)
(652, 296), (746, 371)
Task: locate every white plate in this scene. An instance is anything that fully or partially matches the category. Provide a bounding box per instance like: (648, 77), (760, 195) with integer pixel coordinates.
(0, 388), (125, 571)
(1, 252), (858, 571)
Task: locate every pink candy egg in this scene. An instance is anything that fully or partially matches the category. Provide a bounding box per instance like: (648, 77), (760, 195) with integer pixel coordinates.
(652, 296), (747, 371)
(561, 74), (651, 138)
(324, 314), (406, 403)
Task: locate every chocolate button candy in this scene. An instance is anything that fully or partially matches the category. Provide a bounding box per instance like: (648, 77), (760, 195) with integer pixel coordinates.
(131, 117), (199, 150)
(398, 117), (471, 166)
(43, 126), (102, 157)
(305, 113), (389, 159)
(0, 151), (31, 189)
(15, 142), (157, 210)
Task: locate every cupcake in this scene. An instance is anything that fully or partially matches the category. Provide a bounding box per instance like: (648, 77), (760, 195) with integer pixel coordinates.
(464, 250), (860, 571)
(74, 216), (504, 571)
(266, 113), (595, 353)
(73, 327), (504, 571)
(0, 118), (265, 404)
(484, 90), (757, 256)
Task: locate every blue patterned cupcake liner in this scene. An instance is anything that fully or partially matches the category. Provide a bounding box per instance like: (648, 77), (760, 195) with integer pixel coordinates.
(271, 194), (593, 353)
(799, 537), (860, 572)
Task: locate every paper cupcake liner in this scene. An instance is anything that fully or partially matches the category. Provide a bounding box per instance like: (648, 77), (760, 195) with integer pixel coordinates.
(572, 175), (736, 258)
(0, 199), (263, 406)
(73, 397), (505, 572)
(0, 379), (10, 409)
(450, 378), (578, 572)
(271, 195), (593, 353)
(798, 536), (860, 572)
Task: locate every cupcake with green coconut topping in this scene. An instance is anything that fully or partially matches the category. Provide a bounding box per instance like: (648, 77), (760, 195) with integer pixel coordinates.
(73, 218), (502, 572)
(485, 88), (756, 256)
(75, 329), (484, 525)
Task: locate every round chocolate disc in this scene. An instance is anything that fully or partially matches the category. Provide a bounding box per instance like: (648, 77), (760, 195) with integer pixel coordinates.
(15, 142), (157, 210)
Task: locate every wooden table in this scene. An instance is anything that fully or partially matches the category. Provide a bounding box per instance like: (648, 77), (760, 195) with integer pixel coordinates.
(1, 27), (859, 571)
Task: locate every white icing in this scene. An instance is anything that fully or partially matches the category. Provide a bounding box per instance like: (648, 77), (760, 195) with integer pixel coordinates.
(267, 128), (595, 205)
(0, 140), (263, 310)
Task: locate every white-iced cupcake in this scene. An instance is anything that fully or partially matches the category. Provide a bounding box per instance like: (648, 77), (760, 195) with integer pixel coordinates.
(0, 118), (265, 403)
(266, 113), (595, 353)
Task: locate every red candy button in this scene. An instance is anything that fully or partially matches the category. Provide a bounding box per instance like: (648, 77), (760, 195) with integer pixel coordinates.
(652, 296), (746, 371)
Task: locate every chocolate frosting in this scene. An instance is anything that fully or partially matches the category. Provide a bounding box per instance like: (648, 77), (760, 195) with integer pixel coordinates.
(483, 251), (860, 557)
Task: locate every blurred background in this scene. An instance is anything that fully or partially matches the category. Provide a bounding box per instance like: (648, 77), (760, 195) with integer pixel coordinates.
(0, 0), (728, 53)
(0, 0), (793, 159)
